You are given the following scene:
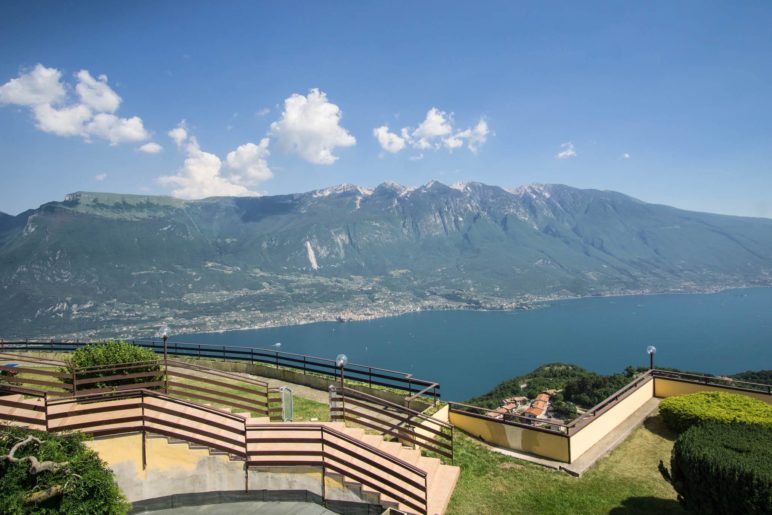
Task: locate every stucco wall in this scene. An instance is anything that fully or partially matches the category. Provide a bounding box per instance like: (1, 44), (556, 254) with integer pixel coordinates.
(569, 377), (654, 462)
(449, 411), (570, 462)
(654, 378), (772, 404)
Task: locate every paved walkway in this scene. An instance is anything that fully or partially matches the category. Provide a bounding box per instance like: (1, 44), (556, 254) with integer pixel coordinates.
(143, 501), (336, 514)
(484, 397), (662, 476)
(232, 371), (331, 404)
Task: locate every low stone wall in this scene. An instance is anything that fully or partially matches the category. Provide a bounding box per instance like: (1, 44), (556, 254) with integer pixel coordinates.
(448, 410), (571, 462)
(654, 377), (772, 404)
(569, 377), (654, 461)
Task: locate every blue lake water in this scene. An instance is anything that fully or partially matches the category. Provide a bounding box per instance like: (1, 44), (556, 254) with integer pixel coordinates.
(185, 288), (772, 401)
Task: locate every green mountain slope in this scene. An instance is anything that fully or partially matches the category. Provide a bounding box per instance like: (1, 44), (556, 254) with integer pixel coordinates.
(1, 182), (771, 338)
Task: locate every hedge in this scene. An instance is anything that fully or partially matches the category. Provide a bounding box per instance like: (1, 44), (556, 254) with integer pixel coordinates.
(660, 422), (772, 514)
(659, 391), (772, 433)
(62, 340), (161, 391)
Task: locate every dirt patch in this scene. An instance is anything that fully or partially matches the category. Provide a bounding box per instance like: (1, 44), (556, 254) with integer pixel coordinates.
(498, 462), (524, 470)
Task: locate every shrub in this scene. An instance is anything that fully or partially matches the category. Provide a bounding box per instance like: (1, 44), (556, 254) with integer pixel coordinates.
(62, 340), (161, 391)
(659, 422), (772, 514)
(659, 391), (772, 433)
(562, 373), (631, 408)
(0, 426), (130, 514)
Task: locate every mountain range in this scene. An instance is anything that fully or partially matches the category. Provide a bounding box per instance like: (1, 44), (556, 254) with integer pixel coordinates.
(1, 181), (771, 339)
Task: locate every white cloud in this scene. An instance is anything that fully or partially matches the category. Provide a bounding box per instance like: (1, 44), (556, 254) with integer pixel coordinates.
(373, 125), (406, 153)
(139, 142), (163, 154)
(409, 153), (425, 161)
(556, 142), (577, 159)
(85, 113), (148, 145)
(0, 63), (149, 145)
(270, 88), (355, 165)
(159, 128), (273, 200)
(95, 173), (107, 181)
(449, 119), (489, 154)
(255, 107), (270, 117)
(75, 70), (121, 113)
(412, 108), (453, 150)
(373, 108), (488, 155)
(0, 64), (65, 106)
(168, 121), (188, 147)
(622, 152), (630, 159)
(226, 139), (273, 183)
(32, 103), (92, 137)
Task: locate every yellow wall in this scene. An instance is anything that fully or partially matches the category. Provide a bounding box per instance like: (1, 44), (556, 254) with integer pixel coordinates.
(569, 378), (654, 462)
(654, 378), (772, 404)
(449, 411), (570, 462)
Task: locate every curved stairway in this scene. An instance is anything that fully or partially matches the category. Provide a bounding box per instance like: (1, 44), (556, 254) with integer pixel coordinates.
(0, 389), (459, 514)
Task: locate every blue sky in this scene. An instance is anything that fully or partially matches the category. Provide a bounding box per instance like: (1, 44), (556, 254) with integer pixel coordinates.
(1, 1), (771, 217)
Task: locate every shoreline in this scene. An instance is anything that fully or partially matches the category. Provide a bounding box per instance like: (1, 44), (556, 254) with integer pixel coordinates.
(147, 282), (771, 340)
(13, 282), (770, 342)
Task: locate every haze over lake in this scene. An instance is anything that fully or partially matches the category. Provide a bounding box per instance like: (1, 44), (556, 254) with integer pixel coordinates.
(185, 288), (772, 401)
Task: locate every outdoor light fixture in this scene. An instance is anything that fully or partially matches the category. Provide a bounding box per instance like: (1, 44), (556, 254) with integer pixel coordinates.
(160, 325), (169, 392)
(336, 353), (348, 385)
(647, 345), (657, 370)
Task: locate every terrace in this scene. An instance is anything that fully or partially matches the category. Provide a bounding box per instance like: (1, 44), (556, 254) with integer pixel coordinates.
(1, 339), (770, 514)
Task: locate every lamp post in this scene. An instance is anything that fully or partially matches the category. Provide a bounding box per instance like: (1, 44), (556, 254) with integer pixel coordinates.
(336, 354), (348, 387)
(647, 345), (657, 371)
(160, 325), (169, 393)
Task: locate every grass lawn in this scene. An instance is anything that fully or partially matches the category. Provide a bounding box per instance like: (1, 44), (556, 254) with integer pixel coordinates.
(446, 414), (684, 515)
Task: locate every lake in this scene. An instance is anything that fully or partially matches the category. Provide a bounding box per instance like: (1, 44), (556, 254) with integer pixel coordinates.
(185, 287), (772, 401)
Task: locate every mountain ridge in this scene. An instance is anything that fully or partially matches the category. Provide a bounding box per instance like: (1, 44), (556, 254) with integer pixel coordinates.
(2, 181), (771, 339)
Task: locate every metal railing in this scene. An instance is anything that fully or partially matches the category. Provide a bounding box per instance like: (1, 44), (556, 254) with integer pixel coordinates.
(449, 368), (772, 438)
(331, 386), (454, 461)
(0, 386), (428, 514)
(0, 339), (441, 401)
(247, 423), (428, 514)
(0, 353), (281, 420)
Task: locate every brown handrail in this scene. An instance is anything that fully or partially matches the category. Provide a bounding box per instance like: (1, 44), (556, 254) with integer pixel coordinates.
(0, 384), (427, 514)
(246, 423), (428, 513)
(337, 386), (451, 429)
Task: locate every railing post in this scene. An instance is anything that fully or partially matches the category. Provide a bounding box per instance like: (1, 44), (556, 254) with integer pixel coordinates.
(303, 356), (307, 375)
(141, 390), (147, 470)
(275, 351), (279, 369)
(368, 367), (372, 390)
(44, 392), (49, 432)
(320, 426), (326, 504)
(244, 418), (249, 492)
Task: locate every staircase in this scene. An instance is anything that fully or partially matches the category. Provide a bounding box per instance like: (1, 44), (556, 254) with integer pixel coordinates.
(0, 390), (459, 514)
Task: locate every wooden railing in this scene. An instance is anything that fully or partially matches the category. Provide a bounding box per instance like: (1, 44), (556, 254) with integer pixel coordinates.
(0, 386), (428, 514)
(331, 386), (454, 461)
(0, 339), (441, 401)
(247, 423), (428, 514)
(0, 353), (281, 420)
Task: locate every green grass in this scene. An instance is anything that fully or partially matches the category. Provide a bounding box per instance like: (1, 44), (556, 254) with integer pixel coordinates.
(446, 415), (684, 515)
(291, 395), (330, 422)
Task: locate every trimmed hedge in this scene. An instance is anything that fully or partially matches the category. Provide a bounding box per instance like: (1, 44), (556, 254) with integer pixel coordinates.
(660, 422), (772, 514)
(62, 340), (161, 391)
(659, 391), (772, 433)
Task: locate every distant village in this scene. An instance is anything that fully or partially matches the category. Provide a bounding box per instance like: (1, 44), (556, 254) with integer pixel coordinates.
(485, 389), (568, 430)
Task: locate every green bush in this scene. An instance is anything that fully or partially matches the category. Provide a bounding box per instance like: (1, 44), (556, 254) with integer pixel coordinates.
(0, 426), (130, 514)
(659, 422), (772, 514)
(62, 340), (161, 391)
(659, 391), (772, 433)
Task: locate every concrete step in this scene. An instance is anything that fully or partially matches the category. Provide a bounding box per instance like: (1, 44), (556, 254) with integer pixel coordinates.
(427, 464), (460, 515)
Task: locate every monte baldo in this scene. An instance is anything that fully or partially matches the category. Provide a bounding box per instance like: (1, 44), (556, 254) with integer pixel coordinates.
(1, 181), (771, 338)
